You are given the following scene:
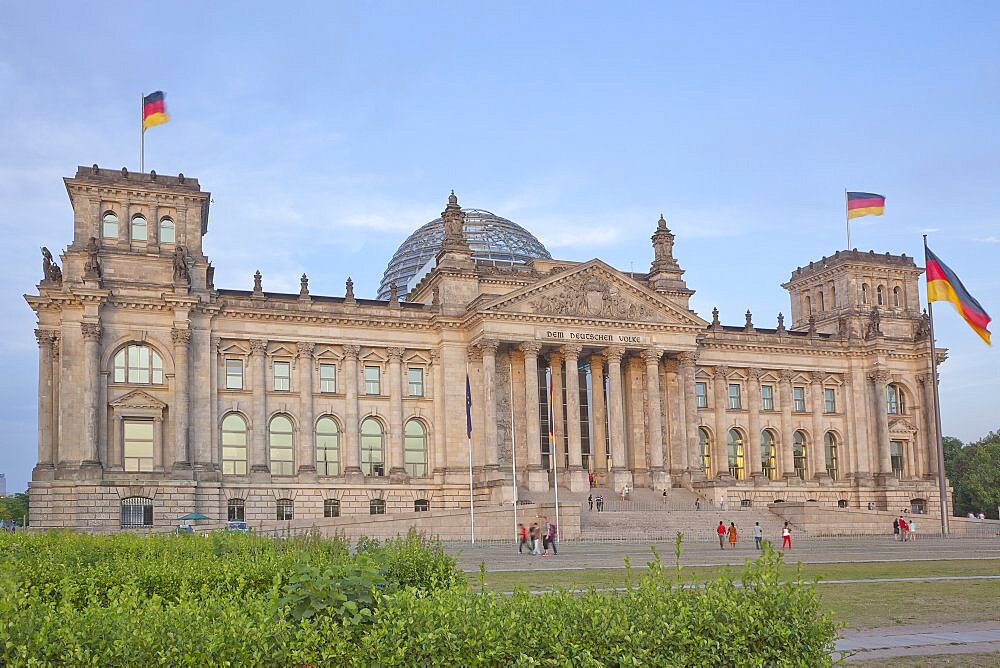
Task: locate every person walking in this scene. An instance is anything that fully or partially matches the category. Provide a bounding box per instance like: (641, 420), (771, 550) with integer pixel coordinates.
(717, 521), (726, 550)
(588, 472), (594, 488)
(781, 522), (792, 550)
(529, 522), (540, 555)
(892, 517), (900, 541)
(548, 521), (558, 556)
(518, 523), (528, 554)
(694, 498), (701, 511)
(541, 517), (552, 556)
(727, 522), (738, 548)
(899, 516), (909, 542)
(587, 494), (594, 511)
(909, 518), (917, 541)
(752, 521), (763, 550)
(595, 494), (604, 512)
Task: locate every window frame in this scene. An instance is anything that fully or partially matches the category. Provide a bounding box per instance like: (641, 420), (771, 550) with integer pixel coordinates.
(403, 419), (428, 478)
(824, 387), (836, 413)
(761, 384), (774, 411)
(760, 430), (777, 480)
(824, 432), (839, 480)
(407, 367), (425, 397)
(131, 214), (148, 241)
(315, 416), (341, 476)
(120, 496), (153, 527)
(227, 498), (245, 522)
(890, 440), (905, 479)
(225, 358), (244, 390)
(276, 498), (294, 521)
(319, 363), (337, 393)
(273, 360), (291, 392)
(324, 498), (341, 518)
(727, 383), (742, 410)
(113, 344), (165, 385)
(159, 217), (175, 244)
(370, 499), (386, 515)
(726, 428), (745, 480)
(268, 414), (295, 476)
(414, 499), (430, 512)
(694, 382), (708, 409)
(792, 386), (806, 412)
(122, 419), (155, 472)
(102, 211), (119, 239)
(364, 365), (381, 395)
(699, 427), (712, 479)
(793, 431), (807, 480)
(221, 413), (249, 475)
(360, 417), (385, 476)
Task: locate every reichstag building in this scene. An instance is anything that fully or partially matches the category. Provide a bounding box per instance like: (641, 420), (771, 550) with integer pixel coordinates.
(26, 166), (942, 530)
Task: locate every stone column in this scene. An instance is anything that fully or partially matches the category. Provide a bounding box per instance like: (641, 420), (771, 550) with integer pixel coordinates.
(589, 354), (608, 476)
(677, 352), (703, 480)
(810, 371), (830, 482)
(51, 335), (61, 468)
(521, 342), (547, 491)
(643, 348), (670, 490)
(665, 359), (688, 475)
(81, 323), (102, 468)
(747, 367), (764, 482)
(778, 369), (797, 481)
(297, 342), (316, 476)
(871, 367), (894, 482)
(171, 327), (192, 470)
(549, 350), (565, 476)
(249, 338), (269, 476)
(509, 348), (527, 485)
(207, 336), (220, 470)
(343, 344), (363, 480)
(480, 339), (500, 473)
(712, 366), (731, 480)
(604, 346), (632, 490)
(386, 347), (406, 481)
(918, 374), (935, 478)
(34, 329), (56, 473)
(562, 344), (587, 491)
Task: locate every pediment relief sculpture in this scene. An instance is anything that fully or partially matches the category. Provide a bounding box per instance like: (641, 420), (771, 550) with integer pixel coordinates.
(110, 390), (167, 410)
(888, 417), (918, 434)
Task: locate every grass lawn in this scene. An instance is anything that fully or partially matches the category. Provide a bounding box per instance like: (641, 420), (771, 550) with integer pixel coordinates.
(849, 653), (1000, 667)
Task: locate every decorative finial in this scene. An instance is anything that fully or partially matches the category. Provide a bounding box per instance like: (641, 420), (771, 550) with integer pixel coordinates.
(253, 270), (262, 294)
(711, 307), (720, 328)
(657, 213), (667, 230)
(808, 314), (817, 336)
(448, 189), (457, 205)
(439, 190), (469, 254)
(776, 312), (786, 333)
(744, 309), (754, 333)
(300, 273), (309, 296)
(389, 281), (399, 306)
(345, 276), (356, 303)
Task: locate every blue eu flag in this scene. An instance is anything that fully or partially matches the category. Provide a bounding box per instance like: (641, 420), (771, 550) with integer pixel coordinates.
(465, 373), (473, 439)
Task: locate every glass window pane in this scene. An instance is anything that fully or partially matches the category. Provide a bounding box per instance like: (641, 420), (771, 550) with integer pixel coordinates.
(320, 364), (336, 392)
(159, 218), (175, 243)
(131, 215), (147, 241)
(103, 213), (119, 238)
(274, 362), (290, 391)
(408, 367), (424, 396)
(364, 366), (380, 395)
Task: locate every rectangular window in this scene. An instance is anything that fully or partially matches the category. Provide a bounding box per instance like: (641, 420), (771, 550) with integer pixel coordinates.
(364, 366), (381, 395)
(890, 440), (904, 479)
(695, 382), (708, 408)
(273, 361), (291, 391)
(408, 367), (424, 397)
(123, 420), (155, 472)
(824, 388), (836, 413)
(761, 384), (774, 411)
(320, 363), (337, 393)
(728, 383), (742, 410)
(226, 359), (244, 390)
(793, 387), (806, 412)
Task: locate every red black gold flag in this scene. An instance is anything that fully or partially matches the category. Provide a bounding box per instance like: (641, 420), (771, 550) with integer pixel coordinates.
(925, 246), (991, 345)
(142, 91), (169, 131)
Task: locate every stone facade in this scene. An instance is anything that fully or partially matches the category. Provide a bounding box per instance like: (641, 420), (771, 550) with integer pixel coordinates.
(25, 166), (945, 531)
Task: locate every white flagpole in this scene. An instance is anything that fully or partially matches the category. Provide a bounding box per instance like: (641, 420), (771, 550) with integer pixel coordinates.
(548, 368), (561, 547)
(509, 361), (519, 547)
(845, 189), (850, 250)
(140, 93), (145, 173)
(923, 235), (951, 537)
(466, 367), (475, 544)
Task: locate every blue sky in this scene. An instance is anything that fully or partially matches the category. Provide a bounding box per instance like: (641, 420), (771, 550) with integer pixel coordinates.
(1, 3), (997, 492)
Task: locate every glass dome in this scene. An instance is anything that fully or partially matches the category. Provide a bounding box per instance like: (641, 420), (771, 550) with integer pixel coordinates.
(377, 208), (551, 300)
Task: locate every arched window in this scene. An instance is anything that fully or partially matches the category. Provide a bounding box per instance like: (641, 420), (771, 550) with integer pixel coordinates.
(793, 431), (807, 480)
(102, 211), (119, 239)
(361, 418), (385, 476)
(830, 285), (837, 309)
(221, 414), (248, 475)
(818, 291), (825, 312)
(877, 285), (885, 306)
(159, 217), (175, 244)
(276, 498), (294, 520)
(727, 429), (745, 480)
(699, 427), (712, 479)
(886, 384), (906, 414)
(414, 499), (430, 512)
(805, 294), (812, 314)
(892, 286), (901, 307)
(315, 416), (340, 476)
(227, 498), (245, 522)
(131, 214), (147, 241)
(824, 432), (839, 480)
(113, 344), (164, 384)
(761, 430), (777, 480)
(120, 496), (153, 527)
(862, 283), (869, 305)
(324, 498), (341, 518)
(269, 415), (294, 475)
(404, 419), (427, 477)
(370, 499), (386, 515)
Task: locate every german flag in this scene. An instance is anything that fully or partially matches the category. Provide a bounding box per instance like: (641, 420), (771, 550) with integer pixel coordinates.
(142, 91), (169, 131)
(846, 191), (886, 220)
(926, 246), (991, 345)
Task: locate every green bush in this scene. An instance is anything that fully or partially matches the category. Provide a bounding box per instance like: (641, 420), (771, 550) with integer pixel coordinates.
(0, 532), (836, 666)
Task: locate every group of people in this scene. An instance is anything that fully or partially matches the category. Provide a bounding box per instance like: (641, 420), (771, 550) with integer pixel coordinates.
(892, 516), (918, 541)
(586, 494), (605, 511)
(716, 520), (793, 550)
(967, 511), (988, 520)
(518, 517), (558, 556)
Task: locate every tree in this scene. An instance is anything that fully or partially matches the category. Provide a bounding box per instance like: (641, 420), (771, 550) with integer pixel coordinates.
(949, 429), (1000, 519)
(942, 435), (963, 480)
(0, 492), (29, 526)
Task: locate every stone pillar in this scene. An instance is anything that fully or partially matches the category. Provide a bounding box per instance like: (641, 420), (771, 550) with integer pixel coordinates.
(871, 367), (894, 483)
(297, 342), (316, 476)
(643, 348), (670, 490)
(589, 354), (608, 477)
(747, 367), (764, 483)
(80, 323), (102, 468)
(34, 329), (56, 473)
(604, 346), (632, 490)
(249, 338), (269, 476)
(778, 369), (797, 481)
(810, 371), (830, 482)
(206, 336), (220, 470)
(480, 339), (500, 473)
(625, 355), (647, 479)
(562, 345), (588, 491)
(51, 335), (61, 468)
(918, 374), (936, 478)
(343, 344), (363, 480)
(712, 366), (731, 480)
(677, 352), (703, 480)
(665, 359), (688, 475)
(386, 347), (406, 481)
(509, 348), (527, 485)
(549, 350), (565, 477)
(171, 327), (192, 470)
(521, 342), (547, 491)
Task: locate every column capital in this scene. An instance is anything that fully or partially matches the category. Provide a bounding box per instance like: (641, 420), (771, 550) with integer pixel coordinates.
(870, 367), (892, 384)
(296, 341), (315, 358)
(640, 348), (663, 365)
(249, 338), (268, 356)
(714, 365), (730, 379)
(171, 328), (192, 345)
(917, 373), (930, 385)
(467, 346), (483, 363)
(80, 322), (102, 341)
(547, 350), (563, 365)
(343, 344), (361, 360)
(519, 341), (542, 356)
(746, 367), (763, 381)
(602, 345), (625, 363)
(34, 329), (57, 347)
(560, 343), (583, 358)
(478, 338), (500, 355)
(810, 370), (825, 385)
(387, 346), (405, 362)
(675, 350), (699, 366)
(430, 349), (441, 364)
(779, 368), (796, 384)
(212, 335), (223, 352)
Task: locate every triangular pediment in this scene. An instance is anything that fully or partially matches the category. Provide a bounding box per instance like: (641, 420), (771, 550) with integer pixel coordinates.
(888, 417), (918, 435)
(110, 390), (167, 410)
(477, 260), (706, 328)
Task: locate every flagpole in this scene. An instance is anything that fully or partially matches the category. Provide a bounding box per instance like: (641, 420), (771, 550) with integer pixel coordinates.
(466, 366), (475, 544)
(509, 361), (519, 547)
(548, 369), (561, 549)
(845, 189), (850, 249)
(140, 93), (144, 173)
(923, 234), (951, 537)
